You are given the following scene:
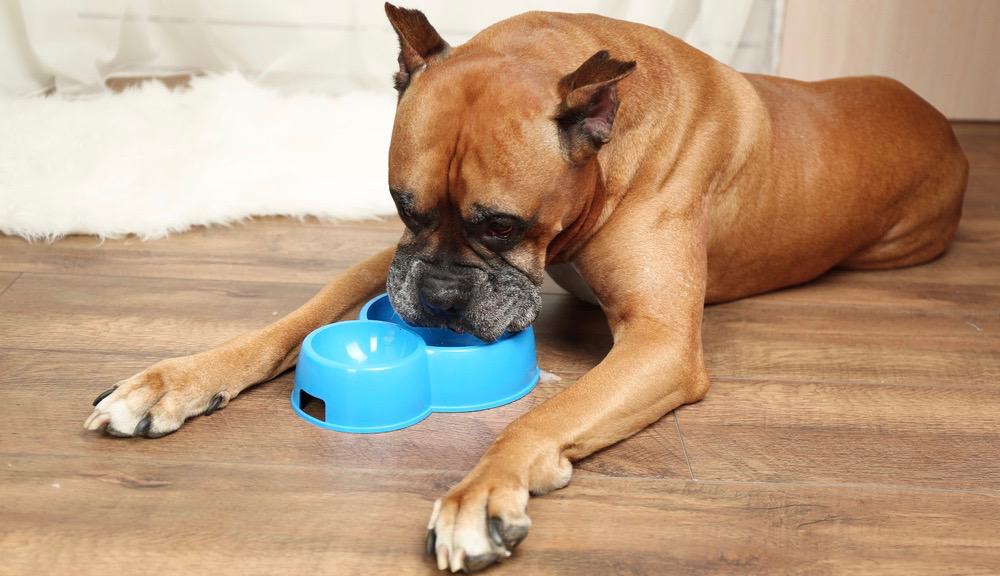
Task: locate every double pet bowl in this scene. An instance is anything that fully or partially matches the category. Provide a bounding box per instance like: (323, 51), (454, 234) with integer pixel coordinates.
(291, 293), (539, 433)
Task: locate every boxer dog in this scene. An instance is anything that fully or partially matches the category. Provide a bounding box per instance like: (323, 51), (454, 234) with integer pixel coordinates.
(85, 4), (968, 572)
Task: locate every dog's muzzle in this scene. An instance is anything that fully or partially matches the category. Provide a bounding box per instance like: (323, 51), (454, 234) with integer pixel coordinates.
(387, 253), (541, 343)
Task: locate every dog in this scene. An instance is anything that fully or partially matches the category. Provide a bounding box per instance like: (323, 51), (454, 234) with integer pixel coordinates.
(84, 4), (968, 572)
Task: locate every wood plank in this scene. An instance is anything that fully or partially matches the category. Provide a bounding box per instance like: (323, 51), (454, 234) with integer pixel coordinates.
(955, 124), (1000, 169)
(676, 378), (1000, 491)
(0, 345), (686, 480)
(748, 266), (1000, 313)
(0, 272), (319, 356)
(703, 330), (999, 388)
(0, 217), (401, 285)
(700, 298), (998, 388)
(0, 273), (592, 356)
(953, 122), (1000, 138)
(713, 286), (1000, 336)
(0, 218), (572, 296)
(965, 169), (1000, 213)
(2, 272), (995, 388)
(2, 455), (997, 576)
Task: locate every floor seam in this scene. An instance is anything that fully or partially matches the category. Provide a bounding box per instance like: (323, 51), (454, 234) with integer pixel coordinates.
(673, 412), (696, 481)
(0, 272), (23, 300)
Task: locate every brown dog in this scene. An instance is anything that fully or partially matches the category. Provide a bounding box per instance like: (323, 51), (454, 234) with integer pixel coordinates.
(84, 4), (968, 572)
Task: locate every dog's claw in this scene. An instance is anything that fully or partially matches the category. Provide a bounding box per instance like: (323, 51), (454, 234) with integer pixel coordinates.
(134, 414), (152, 437)
(464, 553), (497, 573)
(488, 517), (504, 548)
(487, 515), (528, 551)
(427, 480), (532, 572)
(506, 527), (528, 550)
(146, 427), (172, 439)
(92, 386), (117, 406)
(85, 358), (233, 438)
(426, 529), (437, 556)
(204, 393), (224, 416)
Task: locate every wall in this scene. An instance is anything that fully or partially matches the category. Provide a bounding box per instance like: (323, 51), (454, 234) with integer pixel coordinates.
(778, 0), (1000, 120)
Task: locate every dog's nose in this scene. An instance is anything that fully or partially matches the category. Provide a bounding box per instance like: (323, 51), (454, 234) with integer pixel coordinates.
(418, 273), (468, 316)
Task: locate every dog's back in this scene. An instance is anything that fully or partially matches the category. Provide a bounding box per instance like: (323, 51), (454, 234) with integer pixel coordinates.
(467, 11), (968, 301)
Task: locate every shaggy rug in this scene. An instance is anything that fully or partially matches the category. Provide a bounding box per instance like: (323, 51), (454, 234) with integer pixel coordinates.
(0, 74), (398, 240)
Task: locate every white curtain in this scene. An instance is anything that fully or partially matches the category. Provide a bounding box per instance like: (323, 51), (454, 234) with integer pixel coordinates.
(2, 0), (783, 96)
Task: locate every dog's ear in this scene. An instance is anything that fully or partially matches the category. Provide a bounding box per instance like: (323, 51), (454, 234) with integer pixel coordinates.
(384, 3), (450, 95)
(555, 51), (636, 164)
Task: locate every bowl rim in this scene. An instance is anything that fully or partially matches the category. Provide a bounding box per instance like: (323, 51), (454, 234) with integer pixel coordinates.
(301, 319), (427, 371)
(359, 293), (528, 351)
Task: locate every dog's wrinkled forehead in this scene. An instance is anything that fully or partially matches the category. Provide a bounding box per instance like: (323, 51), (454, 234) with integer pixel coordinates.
(388, 61), (566, 218)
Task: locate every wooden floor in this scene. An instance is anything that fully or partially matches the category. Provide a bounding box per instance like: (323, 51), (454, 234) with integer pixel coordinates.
(1, 123), (998, 575)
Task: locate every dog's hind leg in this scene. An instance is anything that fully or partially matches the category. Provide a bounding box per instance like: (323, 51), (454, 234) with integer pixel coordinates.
(840, 148), (968, 271)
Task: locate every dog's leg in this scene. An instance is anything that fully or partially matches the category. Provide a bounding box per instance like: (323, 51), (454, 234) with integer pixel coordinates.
(426, 204), (710, 572)
(84, 246), (395, 437)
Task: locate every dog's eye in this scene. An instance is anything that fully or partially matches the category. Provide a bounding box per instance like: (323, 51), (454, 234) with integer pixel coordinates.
(390, 188), (425, 230)
(397, 203), (422, 230)
(487, 222), (514, 239)
(466, 210), (528, 249)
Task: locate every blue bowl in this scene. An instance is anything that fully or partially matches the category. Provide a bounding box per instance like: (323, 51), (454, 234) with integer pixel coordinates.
(291, 294), (539, 433)
(291, 320), (431, 433)
(360, 294), (539, 412)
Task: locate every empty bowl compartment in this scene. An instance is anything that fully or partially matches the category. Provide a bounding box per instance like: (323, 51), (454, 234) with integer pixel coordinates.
(291, 320), (431, 433)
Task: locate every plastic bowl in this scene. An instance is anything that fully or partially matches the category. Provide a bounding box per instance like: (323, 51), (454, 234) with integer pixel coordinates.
(291, 320), (431, 433)
(291, 294), (539, 433)
(359, 294), (539, 412)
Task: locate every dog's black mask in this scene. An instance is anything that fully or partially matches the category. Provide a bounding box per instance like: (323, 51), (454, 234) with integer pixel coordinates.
(386, 245), (541, 343)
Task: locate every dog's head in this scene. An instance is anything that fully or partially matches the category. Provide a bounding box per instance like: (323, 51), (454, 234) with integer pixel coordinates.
(383, 4), (635, 342)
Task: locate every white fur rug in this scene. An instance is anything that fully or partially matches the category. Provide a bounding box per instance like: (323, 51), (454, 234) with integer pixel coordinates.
(0, 74), (399, 240)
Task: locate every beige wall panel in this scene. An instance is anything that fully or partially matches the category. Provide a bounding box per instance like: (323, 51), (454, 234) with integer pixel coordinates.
(779, 0), (1000, 119)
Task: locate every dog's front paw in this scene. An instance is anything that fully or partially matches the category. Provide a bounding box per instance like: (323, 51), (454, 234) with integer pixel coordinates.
(83, 356), (229, 438)
(426, 470), (533, 572)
